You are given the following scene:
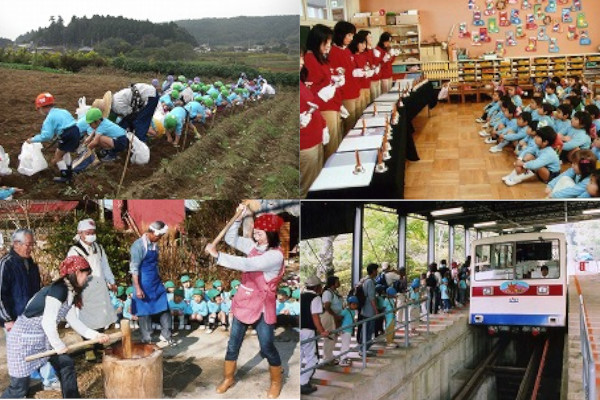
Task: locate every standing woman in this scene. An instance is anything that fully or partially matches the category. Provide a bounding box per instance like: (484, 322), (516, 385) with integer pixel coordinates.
(377, 33), (396, 93)
(329, 21), (361, 134)
(349, 31), (374, 114)
(67, 219), (117, 361)
(304, 24), (343, 160)
(1, 256), (109, 398)
(300, 50), (327, 198)
(368, 32), (383, 100)
(204, 205), (286, 399)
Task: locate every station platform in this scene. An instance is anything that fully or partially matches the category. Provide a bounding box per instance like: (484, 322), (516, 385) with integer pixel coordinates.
(567, 272), (600, 400)
(304, 304), (488, 400)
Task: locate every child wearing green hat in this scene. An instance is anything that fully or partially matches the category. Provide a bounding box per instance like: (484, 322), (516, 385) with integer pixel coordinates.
(181, 275), (193, 305)
(219, 291), (232, 331)
(189, 288), (208, 329)
(206, 289), (221, 333)
(110, 286), (126, 327)
(169, 289), (191, 330)
(123, 286), (138, 329)
(164, 280), (176, 302)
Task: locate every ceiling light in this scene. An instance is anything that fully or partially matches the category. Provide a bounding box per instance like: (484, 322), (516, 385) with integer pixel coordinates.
(582, 209), (600, 215)
(474, 221), (497, 228)
(431, 207), (464, 217)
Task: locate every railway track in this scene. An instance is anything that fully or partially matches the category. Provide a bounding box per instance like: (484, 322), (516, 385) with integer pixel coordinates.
(452, 333), (564, 400)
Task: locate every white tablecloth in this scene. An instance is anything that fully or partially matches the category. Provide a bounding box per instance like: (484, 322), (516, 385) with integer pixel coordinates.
(309, 150), (377, 192)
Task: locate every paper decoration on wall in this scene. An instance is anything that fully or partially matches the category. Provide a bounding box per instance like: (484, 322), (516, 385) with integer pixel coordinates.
(508, 0), (518, 3)
(537, 26), (549, 40)
(516, 24), (526, 37)
(542, 15), (552, 25)
(480, 27), (492, 42)
(510, 9), (522, 24)
(496, 0), (508, 10)
(522, 0), (532, 10)
(526, 14), (538, 29)
(553, 21), (563, 32)
(489, 18), (500, 32)
(468, 0), (476, 10)
(576, 13), (588, 28)
(572, 0), (582, 12)
(557, 0), (569, 4)
(496, 40), (507, 56)
(499, 11), (511, 26)
(485, 0), (496, 15)
(472, 31), (482, 45)
(545, 0), (557, 12)
(506, 30), (518, 45)
(525, 37), (537, 51)
(567, 25), (578, 40)
(580, 30), (591, 45)
(549, 37), (559, 52)
(534, 5), (545, 20)
(473, 11), (485, 26)
(561, 8), (572, 23)
(459, 22), (471, 38)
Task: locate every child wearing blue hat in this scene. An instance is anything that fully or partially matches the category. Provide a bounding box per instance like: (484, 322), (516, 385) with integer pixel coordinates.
(189, 288), (208, 329)
(440, 278), (450, 313)
(338, 296), (359, 367)
(409, 278), (421, 332)
(384, 287), (398, 349)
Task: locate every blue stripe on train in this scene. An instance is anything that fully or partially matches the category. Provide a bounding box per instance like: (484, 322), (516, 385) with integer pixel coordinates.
(469, 314), (563, 326)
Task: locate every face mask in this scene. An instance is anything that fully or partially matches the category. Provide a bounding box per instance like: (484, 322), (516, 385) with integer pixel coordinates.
(85, 234), (97, 243)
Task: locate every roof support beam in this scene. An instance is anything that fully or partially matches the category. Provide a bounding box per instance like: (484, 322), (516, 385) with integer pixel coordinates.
(351, 204), (364, 287)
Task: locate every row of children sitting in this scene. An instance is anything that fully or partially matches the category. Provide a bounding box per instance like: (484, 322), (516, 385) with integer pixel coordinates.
(276, 287), (300, 327)
(476, 80), (600, 196)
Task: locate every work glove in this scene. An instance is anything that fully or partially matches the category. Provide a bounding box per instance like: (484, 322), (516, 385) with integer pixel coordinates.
(332, 74), (345, 88)
(318, 85), (336, 102)
(366, 69), (375, 78)
(352, 68), (366, 78)
(373, 48), (381, 58)
(340, 105), (349, 119)
(375, 65), (381, 75)
(300, 112), (312, 128)
(322, 127), (330, 145)
(383, 53), (391, 62)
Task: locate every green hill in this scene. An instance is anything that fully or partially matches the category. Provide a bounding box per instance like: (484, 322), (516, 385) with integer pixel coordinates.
(175, 15), (299, 50)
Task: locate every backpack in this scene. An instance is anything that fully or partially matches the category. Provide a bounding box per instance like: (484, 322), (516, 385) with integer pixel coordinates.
(394, 278), (407, 294)
(374, 272), (388, 289)
(426, 274), (437, 288)
(350, 278), (370, 310)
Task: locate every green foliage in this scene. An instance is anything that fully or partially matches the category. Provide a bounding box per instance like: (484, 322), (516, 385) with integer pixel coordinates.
(0, 62), (69, 74)
(43, 214), (133, 283)
(0, 48), (106, 72)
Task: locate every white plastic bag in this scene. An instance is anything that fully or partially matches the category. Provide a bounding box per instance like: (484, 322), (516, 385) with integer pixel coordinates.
(76, 96), (91, 120)
(0, 145), (11, 175)
(438, 84), (449, 100)
(127, 132), (150, 165)
(17, 142), (48, 176)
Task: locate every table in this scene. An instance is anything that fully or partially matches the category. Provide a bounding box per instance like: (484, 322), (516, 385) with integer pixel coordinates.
(307, 81), (437, 199)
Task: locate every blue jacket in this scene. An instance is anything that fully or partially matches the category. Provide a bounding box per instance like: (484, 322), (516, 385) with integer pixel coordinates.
(0, 249), (41, 325)
(548, 168), (591, 198)
(524, 147), (560, 173)
(562, 128), (591, 151)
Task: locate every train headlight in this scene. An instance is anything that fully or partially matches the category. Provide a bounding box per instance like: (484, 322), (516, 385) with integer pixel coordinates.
(483, 287), (494, 296)
(537, 286), (549, 295)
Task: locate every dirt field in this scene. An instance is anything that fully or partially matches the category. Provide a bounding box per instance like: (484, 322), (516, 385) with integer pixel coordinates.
(0, 67), (299, 199)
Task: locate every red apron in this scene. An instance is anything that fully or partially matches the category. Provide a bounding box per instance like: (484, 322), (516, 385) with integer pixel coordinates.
(231, 247), (285, 325)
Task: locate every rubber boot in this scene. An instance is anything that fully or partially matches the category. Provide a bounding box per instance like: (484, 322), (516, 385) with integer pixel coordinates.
(266, 365), (283, 399)
(216, 360), (236, 394)
(53, 165), (72, 183)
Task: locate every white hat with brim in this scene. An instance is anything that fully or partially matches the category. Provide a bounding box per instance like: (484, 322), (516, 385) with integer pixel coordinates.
(92, 91), (112, 119)
(305, 276), (323, 287)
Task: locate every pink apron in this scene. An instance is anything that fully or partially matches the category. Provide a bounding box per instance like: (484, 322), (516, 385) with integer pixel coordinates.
(231, 247), (284, 325)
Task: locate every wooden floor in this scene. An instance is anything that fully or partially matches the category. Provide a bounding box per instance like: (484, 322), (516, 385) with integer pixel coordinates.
(403, 101), (554, 200)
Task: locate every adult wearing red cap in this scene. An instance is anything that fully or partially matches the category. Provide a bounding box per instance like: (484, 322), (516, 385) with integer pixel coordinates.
(2, 256), (110, 398)
(205, 204), (286, 399)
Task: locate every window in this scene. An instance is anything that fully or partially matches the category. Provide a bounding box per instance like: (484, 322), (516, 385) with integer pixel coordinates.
(516, 240), (560, 279)
(474, 242), (514, 280)
(303, 0), (347, 22)
(306, 0), (328, 20)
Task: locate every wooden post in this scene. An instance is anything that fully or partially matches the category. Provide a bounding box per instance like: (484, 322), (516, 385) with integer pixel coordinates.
(121, 319), (132, 359)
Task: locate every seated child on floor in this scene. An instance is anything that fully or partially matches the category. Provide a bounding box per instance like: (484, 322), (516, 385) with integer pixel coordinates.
(546, 150), (598, 198)
(585, 104), (600, 139)
(537, 103), (555, 128)
(506, 84), (523, 108)
(490, 111), (532, 153)
(484, 102), (517, 144)
(504, 126), (561, 186)
(553, 104), (573, 137)
(523, 96), (542, 121)
(169, 289), (191, 330)
(181, 275), (194, 304)
(561, 111), (592, 162)
(189, 288), (208, 328)
(544, 82), (560, 107)
(586, 169), (600, 197)
(205, 289), (221, 333)
(476, 90), (503, 124)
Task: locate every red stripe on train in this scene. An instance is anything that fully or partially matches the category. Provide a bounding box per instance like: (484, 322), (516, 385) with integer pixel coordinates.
(472, 285), (563, 297)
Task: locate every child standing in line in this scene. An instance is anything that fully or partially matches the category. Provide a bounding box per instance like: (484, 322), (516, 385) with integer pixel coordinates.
(384, 288), (398, 349)
(440, 278), (450, 313)
(408, 278), (421, 332)
(189, 288), (208, 329)
(561, 111), (592, 162)
(490, 111), (532, 153)
(505, 126), (561, 186)
(546, 150), (598, 198)
(458, 276), (468, 306)
(338, 296), (359, 367)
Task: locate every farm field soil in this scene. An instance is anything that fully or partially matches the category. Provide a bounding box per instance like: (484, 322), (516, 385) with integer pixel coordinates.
(0, 67), (299, 199)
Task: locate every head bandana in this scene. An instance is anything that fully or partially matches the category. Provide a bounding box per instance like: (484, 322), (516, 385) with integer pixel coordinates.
(60, 255), (90, 277)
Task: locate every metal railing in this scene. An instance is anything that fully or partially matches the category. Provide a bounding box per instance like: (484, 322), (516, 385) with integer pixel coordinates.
(300, 295), (430, 374)
(579, 294), (597, 400)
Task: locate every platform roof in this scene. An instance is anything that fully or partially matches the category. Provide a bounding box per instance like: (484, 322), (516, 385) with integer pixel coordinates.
(301, 201), (600, 239)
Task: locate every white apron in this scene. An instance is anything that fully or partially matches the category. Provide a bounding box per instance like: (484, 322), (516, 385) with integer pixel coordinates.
(67, 241), (116, 329)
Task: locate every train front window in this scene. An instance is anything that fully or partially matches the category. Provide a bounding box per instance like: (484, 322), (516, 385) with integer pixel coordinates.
(515, 240), (560, 279)
(474, 243), (514, 280)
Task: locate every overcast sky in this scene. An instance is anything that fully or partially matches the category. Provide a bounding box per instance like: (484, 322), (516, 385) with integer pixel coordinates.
(0, 0), (299, 40)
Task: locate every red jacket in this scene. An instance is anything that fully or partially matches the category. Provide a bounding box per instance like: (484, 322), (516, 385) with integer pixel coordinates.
(328, 45), (361, 100)
(304, 51), (342, 111)
(353, 52), (372, 90)
(300, 82), (325, 150)
(379, 45), (395, 79)
(369, 48), (383, 81)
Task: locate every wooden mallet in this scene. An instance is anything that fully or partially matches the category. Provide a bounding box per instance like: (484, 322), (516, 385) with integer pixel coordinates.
(210, 200), (260, 247)
(25, 320), (132, 362)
